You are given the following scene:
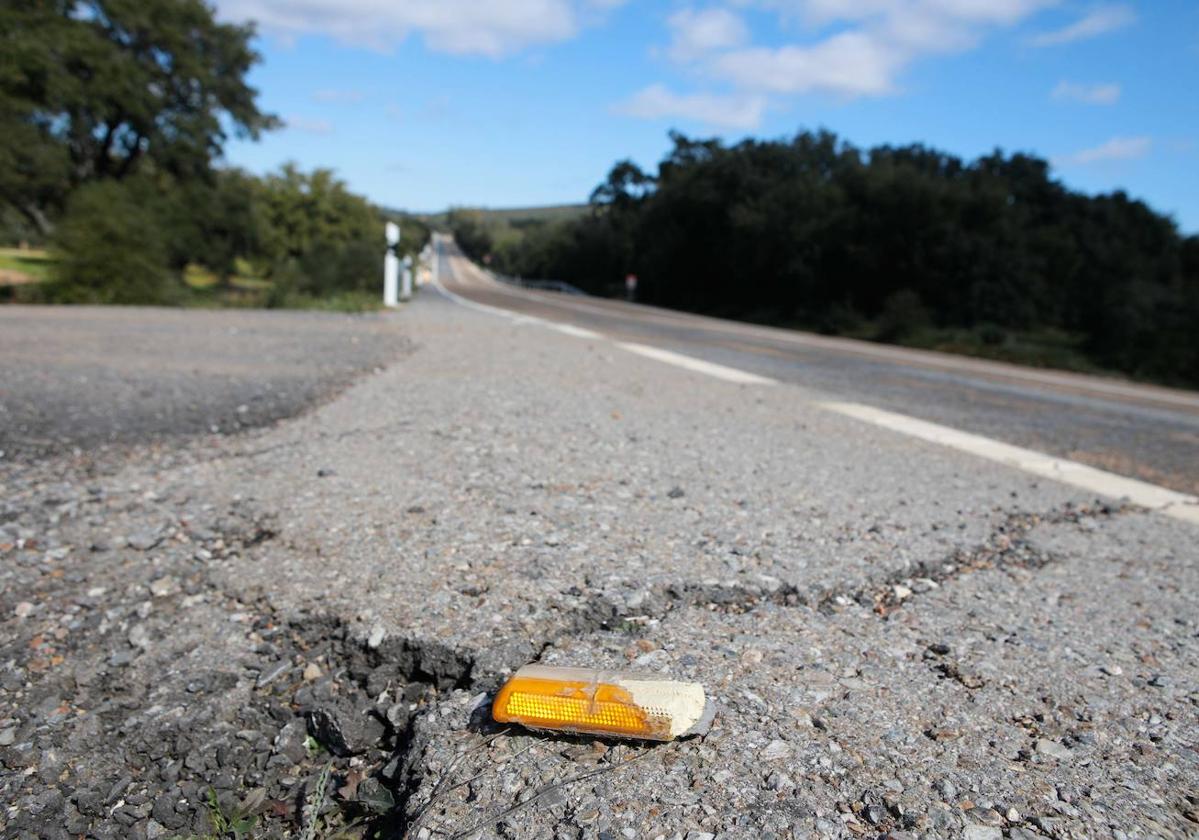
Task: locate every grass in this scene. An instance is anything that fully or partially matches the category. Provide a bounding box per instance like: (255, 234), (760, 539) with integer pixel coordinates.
(756, 311), (1113, 380)
(178, 283), (385, 313)
(203, 787), (258, 839)
(0, 247), (53, 283)
(183, 263), (220, 288)
(844, 323), (1100, 375)
(6, 273), (387, 313)
(909, 325), (1100, 373)
(2, 246), (393, 313)
(173, 763), (376, 840)
(0, 254), (386, 313)
(300, 762), (334, 840)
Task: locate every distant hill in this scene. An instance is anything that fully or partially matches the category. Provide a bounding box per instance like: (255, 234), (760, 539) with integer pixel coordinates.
(413, 204), (589, 252)
(417, 204), (588, 228)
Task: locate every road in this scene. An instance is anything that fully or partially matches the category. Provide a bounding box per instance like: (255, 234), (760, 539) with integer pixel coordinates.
(2, 272), (1197, 839)
(436, 235), (1199, 498)
(0, 305), (407, 462)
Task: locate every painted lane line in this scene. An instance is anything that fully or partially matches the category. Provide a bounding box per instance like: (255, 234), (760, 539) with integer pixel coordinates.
(430, 264), (511, 318)
(821, 401), (1199, 525)
(431, 252), (550, 328)
(435, 245), (1197, 525)
(431, 250), (601, 341)
(615, 342), (777, 386)
(467, 259), (1199, 413)
(550, 323), (602, 340)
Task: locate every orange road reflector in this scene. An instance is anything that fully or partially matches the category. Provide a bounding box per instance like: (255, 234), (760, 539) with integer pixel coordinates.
(492, 664), (714, 741)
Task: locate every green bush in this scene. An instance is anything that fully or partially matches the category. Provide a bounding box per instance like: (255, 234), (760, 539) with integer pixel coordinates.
(875, 289), (931, 342)
(47, 180), (174, 304)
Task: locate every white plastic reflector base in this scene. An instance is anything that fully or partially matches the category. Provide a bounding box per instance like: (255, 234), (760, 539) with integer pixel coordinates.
(492, 664), (714, 742)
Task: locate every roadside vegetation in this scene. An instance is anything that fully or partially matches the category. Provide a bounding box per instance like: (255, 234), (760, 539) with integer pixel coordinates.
(0, 0), (426, 311)
(424, 205), (585, 267)
(451, 133), (1199, 388)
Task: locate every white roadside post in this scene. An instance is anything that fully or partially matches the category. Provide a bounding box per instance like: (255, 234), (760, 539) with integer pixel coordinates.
(417, 243), (432, 286)
(400, 255), (413, 301)
(383, 221), (401, 308)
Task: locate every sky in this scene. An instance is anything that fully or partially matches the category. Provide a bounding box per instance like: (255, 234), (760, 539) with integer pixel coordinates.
(215, 0), (1199, 232)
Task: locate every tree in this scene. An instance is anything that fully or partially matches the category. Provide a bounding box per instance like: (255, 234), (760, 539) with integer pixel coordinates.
(0, 0), (277, 234)
(491, 128), (1199, 387)
(255, 164), (380, 264)
(48, 177), (172, 304)
(446, 209), (494, 262)
(590, 160), (653, 210)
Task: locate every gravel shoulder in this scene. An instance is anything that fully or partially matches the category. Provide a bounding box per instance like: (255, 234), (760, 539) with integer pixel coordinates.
(0, 305), (409, 463)
(1, 296), (1195, 839)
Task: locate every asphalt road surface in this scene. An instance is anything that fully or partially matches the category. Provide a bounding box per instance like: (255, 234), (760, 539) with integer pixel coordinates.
(436, 236), (1199, 498)
(0, 305), (408, 462)
(1, 260), (1197, 839)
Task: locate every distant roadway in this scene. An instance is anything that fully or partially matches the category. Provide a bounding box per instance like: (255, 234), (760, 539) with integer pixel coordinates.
(434, 235), (1199, 499)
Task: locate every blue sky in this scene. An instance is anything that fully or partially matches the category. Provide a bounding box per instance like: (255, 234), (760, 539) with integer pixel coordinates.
(216, 1), (1199, 232)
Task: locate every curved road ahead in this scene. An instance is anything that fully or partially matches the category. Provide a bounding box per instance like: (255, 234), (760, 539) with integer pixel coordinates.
(435, 235), (1199, 498)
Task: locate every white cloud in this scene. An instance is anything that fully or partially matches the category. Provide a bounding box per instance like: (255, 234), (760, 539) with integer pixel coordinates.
(1057, 135), (1150, 165)
(1051, 80), (1120, 105)
(684, 0), (1056, 99)
(1027, 4), (1135, 47)
(616, 84), (767, 129)
(713, 30), (903, 97)
(284, 116), (334, 135)
(312, 89), (364, 104)
(761, 0), (1052, 28)
(217, 0), (621, 57)
(666, 8), (750, 61)
(620, 0), (1062, 128)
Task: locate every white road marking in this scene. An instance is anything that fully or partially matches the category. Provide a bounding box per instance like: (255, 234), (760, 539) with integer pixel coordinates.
(615, 341), (777, 386)
(429, 242), (595, 342)
(434, 242), (1198, 525)
(550, 323), (602, 340)
(430, 265), (511, 318)
(463, 253), (1199, 413)
(430, 249), (551, 328)
(822, 401), (1199, 525)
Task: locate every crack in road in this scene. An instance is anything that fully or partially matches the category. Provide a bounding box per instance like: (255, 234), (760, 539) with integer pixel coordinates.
(524, 500), (1139, 660)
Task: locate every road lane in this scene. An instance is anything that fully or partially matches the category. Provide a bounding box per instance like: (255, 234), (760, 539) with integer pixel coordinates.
(435, 236), (1199, 496)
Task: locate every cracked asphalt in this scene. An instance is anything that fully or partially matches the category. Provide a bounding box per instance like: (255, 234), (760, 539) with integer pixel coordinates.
(1, 280), (1197, 839)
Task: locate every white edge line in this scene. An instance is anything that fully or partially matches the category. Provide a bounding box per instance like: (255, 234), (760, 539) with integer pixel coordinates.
(431, 248), (595, 338)
(468, 258), (1199, 411)
(821, 401), (1199, 525)
(551, 323), (602, 340)
(616, 341), (777, 386)
(434, 242), (1197, 526)
(429, 262), (514, 320)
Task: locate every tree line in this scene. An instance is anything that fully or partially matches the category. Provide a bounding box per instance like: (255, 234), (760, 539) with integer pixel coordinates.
(454, 132), (1199, 387)
(1, 0), (423, 308)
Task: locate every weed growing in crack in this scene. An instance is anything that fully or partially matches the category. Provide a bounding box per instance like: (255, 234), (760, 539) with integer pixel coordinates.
(200, 787), (258, 839)
(300, 762), (335, 840)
